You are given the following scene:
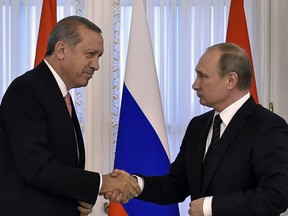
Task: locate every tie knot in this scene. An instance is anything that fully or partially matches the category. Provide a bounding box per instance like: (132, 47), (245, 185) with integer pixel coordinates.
(64, 93), (72, 116)
(64, 93), (71, 105)
(213, 114), (222, 127)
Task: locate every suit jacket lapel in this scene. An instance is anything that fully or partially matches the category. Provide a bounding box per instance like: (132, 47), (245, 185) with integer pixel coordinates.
(201, 97), (256, 194)
(38, 62), (74, 128)
(36, 61), (84, 167)
(188, 111), (214, 198)
(71, 99), (85, 169)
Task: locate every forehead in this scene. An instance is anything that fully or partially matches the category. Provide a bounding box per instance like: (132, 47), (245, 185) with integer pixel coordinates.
(77, 25), (104, 50)
(196, 50), (221, 72)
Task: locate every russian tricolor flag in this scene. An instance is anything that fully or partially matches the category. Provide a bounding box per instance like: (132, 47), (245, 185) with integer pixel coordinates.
(108, 0), (180, 215)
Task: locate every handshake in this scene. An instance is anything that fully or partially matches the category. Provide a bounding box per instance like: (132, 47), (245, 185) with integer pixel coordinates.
(77, 169), (140, 215)
(100, 169), (141, 203)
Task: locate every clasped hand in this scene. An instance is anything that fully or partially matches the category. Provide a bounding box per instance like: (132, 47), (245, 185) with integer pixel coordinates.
(100, 169), (141, 203)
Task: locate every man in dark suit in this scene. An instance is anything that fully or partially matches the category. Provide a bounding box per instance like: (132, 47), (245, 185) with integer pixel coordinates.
(109, 42), (288, 215)
(0, 16), (139, 216)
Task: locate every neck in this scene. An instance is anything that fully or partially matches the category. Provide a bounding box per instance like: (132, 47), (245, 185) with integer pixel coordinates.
(215, 90), (249, 112)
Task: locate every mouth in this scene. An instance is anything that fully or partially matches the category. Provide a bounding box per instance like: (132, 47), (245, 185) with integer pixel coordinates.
(84, 71), (94, 78)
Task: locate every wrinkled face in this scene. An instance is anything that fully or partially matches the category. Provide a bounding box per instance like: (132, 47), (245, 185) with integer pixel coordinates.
(192, 50), (229, 110)
(58, 25), (104, 89)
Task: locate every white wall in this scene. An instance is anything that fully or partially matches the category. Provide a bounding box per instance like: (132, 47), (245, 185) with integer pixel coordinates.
(268, 2), (288, 211)
(270, 0), (288, 122)
(246, 0), (288, 123)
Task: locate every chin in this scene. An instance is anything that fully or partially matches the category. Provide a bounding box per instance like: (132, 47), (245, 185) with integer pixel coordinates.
(199, 99), (207, 106)
(80, 79), (90, 87)
(81, 83), (89, 87)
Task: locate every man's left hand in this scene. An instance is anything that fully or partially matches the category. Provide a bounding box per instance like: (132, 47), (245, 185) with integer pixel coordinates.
(77, 200), (93, 216)
(188, 197), (205, 216)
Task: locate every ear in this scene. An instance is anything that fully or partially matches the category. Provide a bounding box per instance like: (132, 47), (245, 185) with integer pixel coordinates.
(226, 72), (238, 89)
(54, 41), (66, 60)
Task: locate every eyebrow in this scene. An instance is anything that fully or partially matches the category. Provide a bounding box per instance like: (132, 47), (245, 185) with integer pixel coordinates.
(195, 70), (209, 77)
(85, 50), (103, 56)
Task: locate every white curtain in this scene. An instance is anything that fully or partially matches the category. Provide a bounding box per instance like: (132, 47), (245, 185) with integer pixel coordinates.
(145, 0), (231, 162)
(0, 0), (81, 100)
(0, 0), (40, 99)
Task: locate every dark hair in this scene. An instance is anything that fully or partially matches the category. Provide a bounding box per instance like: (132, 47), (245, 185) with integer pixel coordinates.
(207, 42), (252, 90)
(46, 16), (102, 56)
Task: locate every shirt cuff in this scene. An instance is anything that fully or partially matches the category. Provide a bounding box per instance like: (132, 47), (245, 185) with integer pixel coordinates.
(98, 173), (103, 194)
(203, 196), (213, 216)
(132, 175), (144, 193)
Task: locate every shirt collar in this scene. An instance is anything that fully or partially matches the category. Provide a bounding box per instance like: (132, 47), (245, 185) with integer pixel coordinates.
(44, 59), (68, 97)
(217, 92), (250, 127)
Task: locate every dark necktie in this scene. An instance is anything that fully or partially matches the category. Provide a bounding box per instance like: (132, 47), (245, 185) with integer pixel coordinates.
(202, 114), (222, 183)
(207, 114), (222, 153)
(203, 114), (222, 173)
(202, 114), (222, 187)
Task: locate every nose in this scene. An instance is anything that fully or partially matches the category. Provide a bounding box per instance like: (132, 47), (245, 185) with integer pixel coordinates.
(90, 57), (100, 71)
(192, 78), (199, 90)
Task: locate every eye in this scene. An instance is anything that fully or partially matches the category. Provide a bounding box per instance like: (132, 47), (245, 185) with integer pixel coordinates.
(86, 52), (95, 58)
(196, 71), (208, 78)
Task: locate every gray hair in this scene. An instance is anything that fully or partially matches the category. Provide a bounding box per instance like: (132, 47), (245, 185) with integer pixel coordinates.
(207, 42), (252, 90)
(46, 16), (102, 56)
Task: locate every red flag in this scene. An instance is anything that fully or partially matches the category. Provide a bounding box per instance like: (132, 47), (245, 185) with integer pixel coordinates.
(226, 0), (259, 103)
(34, 0), (57, 67)
(108, 202), (128, 216)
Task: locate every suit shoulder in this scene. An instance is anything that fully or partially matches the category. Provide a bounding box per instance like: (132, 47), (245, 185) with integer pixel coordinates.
(4, 62), (51, 95)
(255, 104), (286, 120)
(4, 70), (39, 96)
(252, 104), (288, 126)
(186, 110), (214, 130)
(190, 110), (213, 122)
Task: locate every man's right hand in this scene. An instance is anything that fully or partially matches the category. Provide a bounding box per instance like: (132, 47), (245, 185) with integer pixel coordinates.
(100, 169), (140, 203)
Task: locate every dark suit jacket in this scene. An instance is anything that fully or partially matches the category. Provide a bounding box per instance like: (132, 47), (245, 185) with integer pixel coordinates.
(138, 97), (288, 216)
(0, 61), (100, 216)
